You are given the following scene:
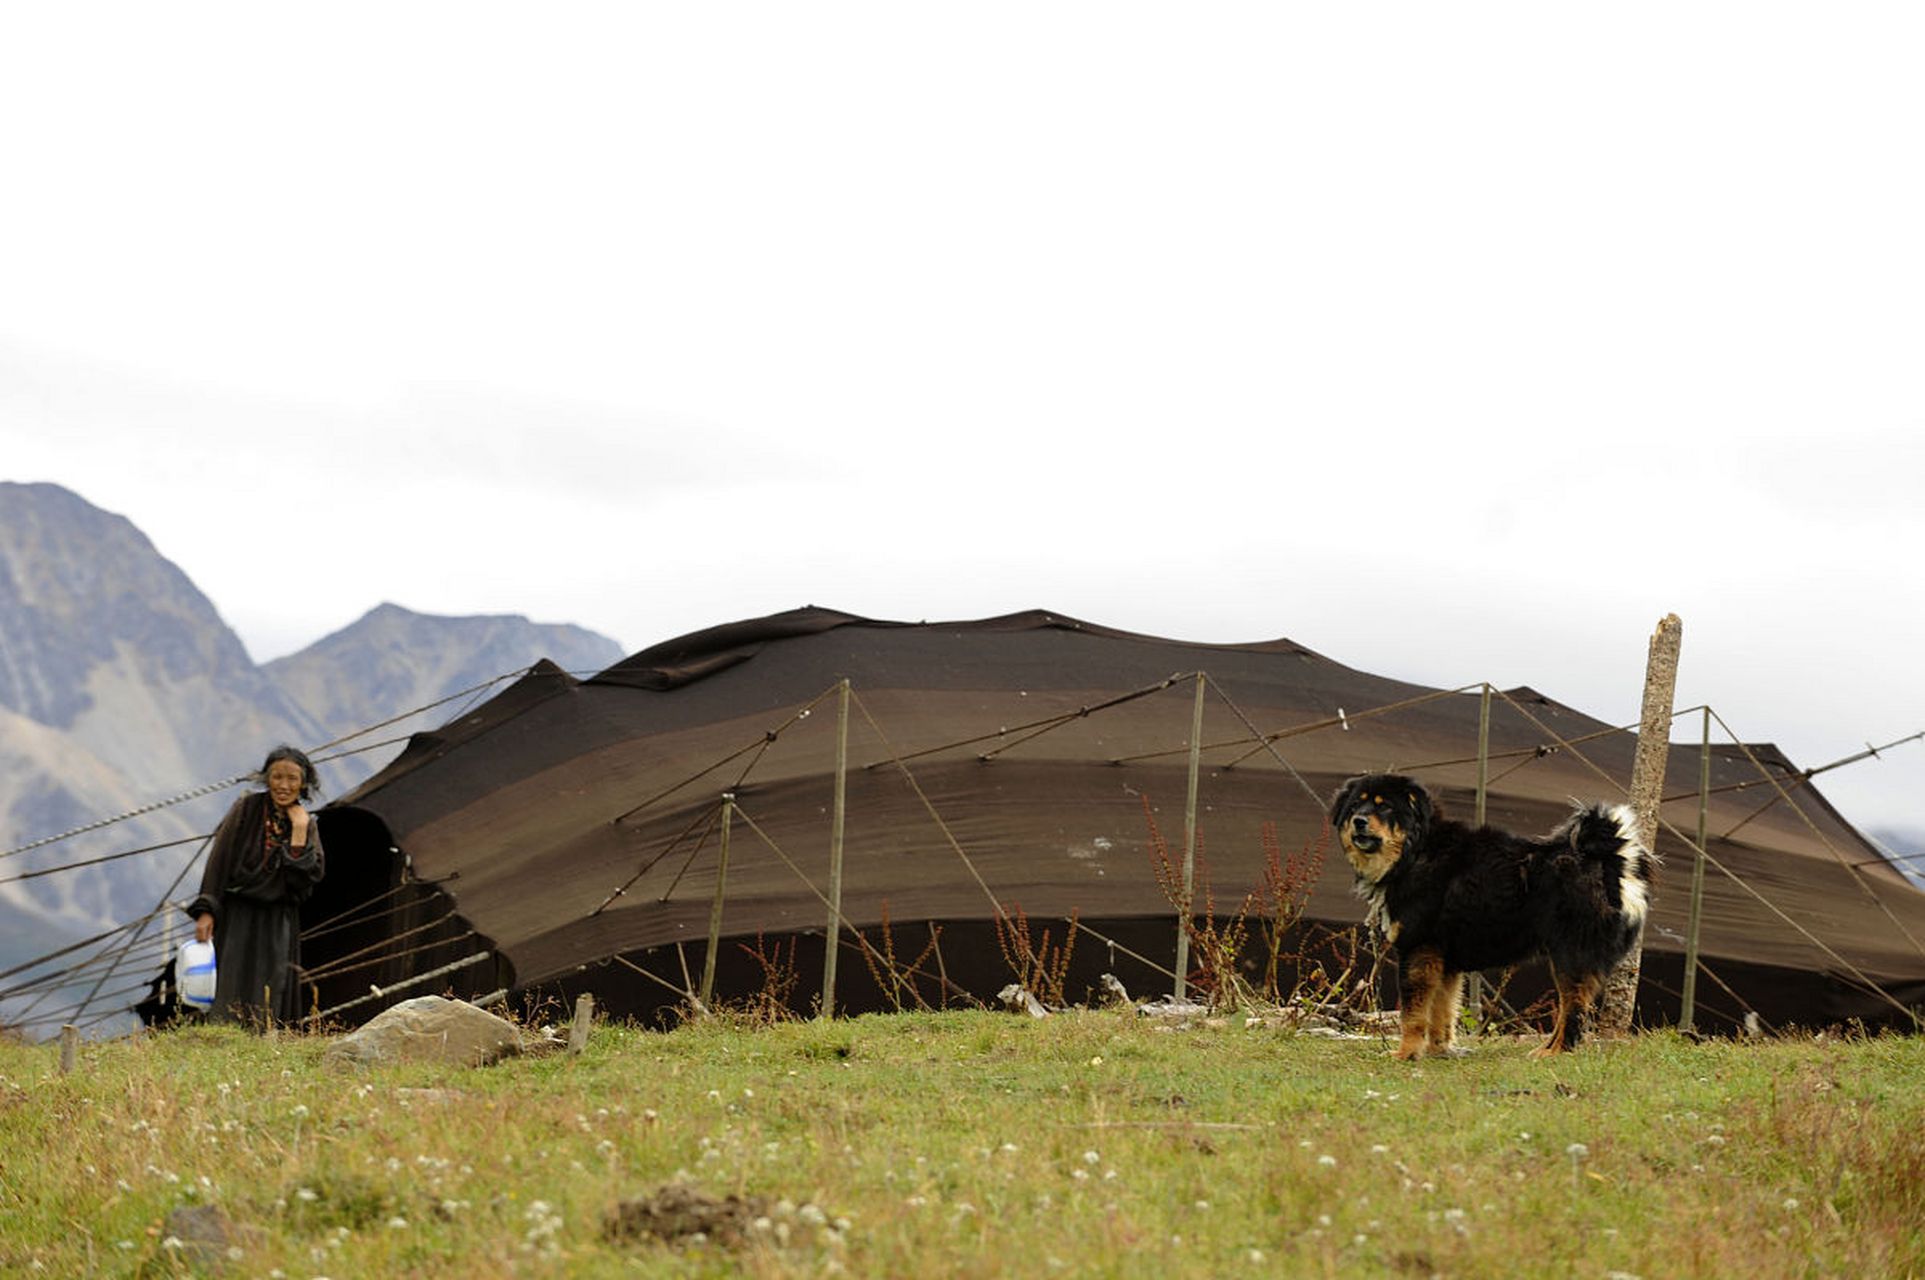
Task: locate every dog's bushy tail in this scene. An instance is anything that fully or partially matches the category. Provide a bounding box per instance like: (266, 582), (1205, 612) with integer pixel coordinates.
(1567, 802), (1653, 926)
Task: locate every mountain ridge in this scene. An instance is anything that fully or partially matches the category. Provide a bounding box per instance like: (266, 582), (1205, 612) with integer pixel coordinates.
(0, 481), (624, 995)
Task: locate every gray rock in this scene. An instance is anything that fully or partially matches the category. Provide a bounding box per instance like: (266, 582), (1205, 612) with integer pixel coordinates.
(164, 1204), (260, 1271)
(326, 995), (527, 1068)
(996, 983), (1049, 1018)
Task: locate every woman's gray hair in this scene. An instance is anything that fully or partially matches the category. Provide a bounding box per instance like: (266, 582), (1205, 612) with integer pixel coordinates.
(257, 744), (320, 801)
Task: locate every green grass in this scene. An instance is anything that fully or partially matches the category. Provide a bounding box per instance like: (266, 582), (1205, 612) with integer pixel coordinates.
(3, 1012), (1922, 1277)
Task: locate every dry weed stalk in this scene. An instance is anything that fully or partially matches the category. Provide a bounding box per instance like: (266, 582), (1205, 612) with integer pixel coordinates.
(734, 930), (802, 1024)
(856, 901), (946, 1012)
(992, 904), (1079, 1007)
(1142, 794), (1257, 1010)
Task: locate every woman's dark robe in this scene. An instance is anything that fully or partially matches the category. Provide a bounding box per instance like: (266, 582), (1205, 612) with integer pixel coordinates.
(185, 791), (325, 1025)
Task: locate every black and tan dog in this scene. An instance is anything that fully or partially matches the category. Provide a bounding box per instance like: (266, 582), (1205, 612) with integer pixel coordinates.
(1331, 774), (1652, 1060)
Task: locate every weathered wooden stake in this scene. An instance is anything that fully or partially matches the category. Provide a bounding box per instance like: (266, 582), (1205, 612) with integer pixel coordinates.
(59, 1024), (77, 1074)
(1599, 614), (1682, 1037)
(1680, 707), (1711, 1032)
(821, 679), (851, 1018)
(700, 796), (734, 1011)
(568, 993), (595, 1054)
(1467, 683), (1493, 1032)
(1173, 673), (1207, 1001)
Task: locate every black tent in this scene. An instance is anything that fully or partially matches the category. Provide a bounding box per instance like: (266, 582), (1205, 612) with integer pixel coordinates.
(305, 608), (1925, 1031)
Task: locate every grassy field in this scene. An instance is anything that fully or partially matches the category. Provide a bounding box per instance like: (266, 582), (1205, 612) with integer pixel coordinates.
(2, 1009), (1921, 1278)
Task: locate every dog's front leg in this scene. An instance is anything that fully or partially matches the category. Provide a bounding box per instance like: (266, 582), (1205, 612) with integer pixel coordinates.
(1397, 947), (1445, 1060)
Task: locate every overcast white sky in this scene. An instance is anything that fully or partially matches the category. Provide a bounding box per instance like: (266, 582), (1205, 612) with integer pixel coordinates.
(3, 5), (1922, 837)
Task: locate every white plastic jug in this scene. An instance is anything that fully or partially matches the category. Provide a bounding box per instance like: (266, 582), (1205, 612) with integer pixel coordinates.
(177, 939), (217, 1012)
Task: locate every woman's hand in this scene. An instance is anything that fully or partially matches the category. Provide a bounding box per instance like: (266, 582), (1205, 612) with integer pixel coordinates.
(287, 803), (310, 851)
(194, 912), (214, 944)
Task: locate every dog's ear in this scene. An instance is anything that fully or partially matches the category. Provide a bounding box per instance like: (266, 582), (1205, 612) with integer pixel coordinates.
(1330, 776), (1364, 823)
(1404, 784), (1433, 841)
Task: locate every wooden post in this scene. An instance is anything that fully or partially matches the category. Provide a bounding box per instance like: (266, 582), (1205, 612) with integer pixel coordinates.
(1173, 673), (1206, 1001)
(568, 993), (595, 1054)
(821, 679), (851, 1018)
(1599, 614), (1682, 1037)
(59, 1024), (77, 1074)
(700, 796), (734, 1011)
(1467, 683), (1492, 1032)
(1680, 707), (1711, 1032)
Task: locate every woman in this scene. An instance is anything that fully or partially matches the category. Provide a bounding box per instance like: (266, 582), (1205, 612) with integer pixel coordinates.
(186, 745), (326, 1025)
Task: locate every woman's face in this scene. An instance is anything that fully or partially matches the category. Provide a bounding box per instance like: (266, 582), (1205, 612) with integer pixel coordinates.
(265, 760), (307, 809)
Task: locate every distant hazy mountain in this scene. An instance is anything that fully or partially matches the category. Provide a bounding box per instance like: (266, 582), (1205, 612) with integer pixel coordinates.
(0, 481), (622, 1018)
(1868, 827), (1925, 892)
(0, 482), (325, 802)
(263, 602), (622, 789)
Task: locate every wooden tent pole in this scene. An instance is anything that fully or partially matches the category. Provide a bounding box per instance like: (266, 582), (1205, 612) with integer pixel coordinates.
(1600, 614), (1682, 1037)
(1680, 708), (1711, 1032)
(1173, 672), (1206, 1001)
(821, 679), (850, 1018)
(700, 796), (734, 1012)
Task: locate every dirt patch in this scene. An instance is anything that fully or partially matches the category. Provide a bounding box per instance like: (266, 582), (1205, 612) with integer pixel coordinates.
(604, 1184), (773, 1247)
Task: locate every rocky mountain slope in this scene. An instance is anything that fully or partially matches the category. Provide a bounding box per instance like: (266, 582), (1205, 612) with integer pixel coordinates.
(0, 482), (621, 1010)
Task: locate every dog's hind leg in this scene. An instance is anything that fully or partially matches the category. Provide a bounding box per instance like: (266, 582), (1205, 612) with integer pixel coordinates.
(1397, 948), (1445, 1060)
(1427, 971), (1463, 1054)
(1529, 965), (1601, 1058)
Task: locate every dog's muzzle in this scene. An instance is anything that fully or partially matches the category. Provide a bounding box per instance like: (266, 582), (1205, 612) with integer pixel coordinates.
(1348, 814), (1382, 854)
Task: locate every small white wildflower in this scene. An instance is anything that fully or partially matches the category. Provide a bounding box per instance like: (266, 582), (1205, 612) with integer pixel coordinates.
(1089, 1056), (1103, 1066)
(161, 1236), (184, 1251)
(1247, 1249), (1266, 1264)
(1783, 1197), (1801, 1211)
(1195, 1199), (1211, 1211)
(387, 1217), (409, 1230)
(1371, 1144), (1389, 1154)
(1705, 1134), (1727, 1147)
(291, 1104), (309, 1119)
(1318, 1154), (1338, 1168)
(1000, 1142), (1019, 1154)
(1083, 1150), (1101, 1165)
(1071, 1169), (1090, 1181)
(1316, 1214), (1332, 1227)
(296, 1188), (319, 1202)
(1566, 1143), (1590, 1161)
